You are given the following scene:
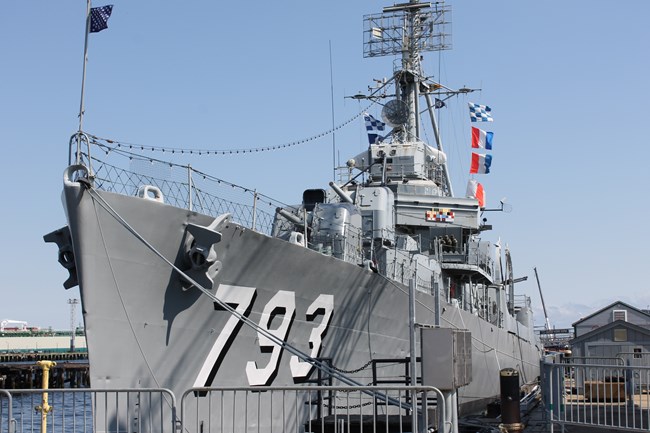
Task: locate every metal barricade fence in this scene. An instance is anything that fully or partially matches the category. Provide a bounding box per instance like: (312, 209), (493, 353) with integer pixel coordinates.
(180, 385), (446, 433)
(1, 386), (447, 433)
(1, 388), (176, 433)
(542, 358), (650, 431)
(567, 356), (625, 366)
(0, 390), (12, 433)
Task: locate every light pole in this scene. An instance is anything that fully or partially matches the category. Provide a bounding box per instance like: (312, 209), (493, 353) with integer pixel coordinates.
(68, 299), (79, 352)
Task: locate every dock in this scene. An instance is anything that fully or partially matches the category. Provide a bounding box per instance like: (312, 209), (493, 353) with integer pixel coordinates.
(0, 361), (89, 389)
(0, 328), (89, 388)
(0, 350), (87, 363)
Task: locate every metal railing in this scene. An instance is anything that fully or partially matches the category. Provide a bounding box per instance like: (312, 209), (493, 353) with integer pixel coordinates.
(567, 356), (626, 366)
(1, 385), (448, 433)
(180, 385), (446, 433)
(0, 388), (176, 433)
(619, 352), (650, 368)
(438, 240), (495, 279)
(84, 152), (285, 237)
(0, 390), (12, 433)
(542, 356), (650, 431)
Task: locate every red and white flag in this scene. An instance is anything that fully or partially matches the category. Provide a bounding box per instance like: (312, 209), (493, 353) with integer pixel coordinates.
(466, 179), (485, 208)
(470, 153), (492, 174)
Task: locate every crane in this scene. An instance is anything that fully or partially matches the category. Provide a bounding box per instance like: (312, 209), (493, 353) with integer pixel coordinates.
(534, 267), (551, 331)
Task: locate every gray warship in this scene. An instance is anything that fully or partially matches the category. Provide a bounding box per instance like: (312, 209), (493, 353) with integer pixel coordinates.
(46, 0), (542, 424)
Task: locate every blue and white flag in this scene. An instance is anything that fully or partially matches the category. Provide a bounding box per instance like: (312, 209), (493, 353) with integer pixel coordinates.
(90, 5), (114, 33)
(468, 102), (493, 122)
(364, 113), (385, 144)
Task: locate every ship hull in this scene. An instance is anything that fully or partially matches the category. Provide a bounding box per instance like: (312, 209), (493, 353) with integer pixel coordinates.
(62, 180), (541, 418)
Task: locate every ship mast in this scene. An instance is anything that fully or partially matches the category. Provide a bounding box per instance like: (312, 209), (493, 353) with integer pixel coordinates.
(363, 1), (452, 191)
(391, 1), (428, 141)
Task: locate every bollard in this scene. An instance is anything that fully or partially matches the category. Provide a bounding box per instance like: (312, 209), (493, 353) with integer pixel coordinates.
(499, 368), (524, 433)
(35, 360), (57, 433)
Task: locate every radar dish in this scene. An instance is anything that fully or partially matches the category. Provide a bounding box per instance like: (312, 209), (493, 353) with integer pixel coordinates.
(381, 99), (409, 127)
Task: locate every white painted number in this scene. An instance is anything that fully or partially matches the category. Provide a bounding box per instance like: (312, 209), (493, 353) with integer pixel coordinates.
(246, 290), (296, 385)
(195, 285), (334, 386)
(193, 284), (256, 387)
(290, 294), (334, 378)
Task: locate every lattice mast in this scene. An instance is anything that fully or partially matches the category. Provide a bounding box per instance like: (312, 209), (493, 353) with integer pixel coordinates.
(363, 1), (451, 141)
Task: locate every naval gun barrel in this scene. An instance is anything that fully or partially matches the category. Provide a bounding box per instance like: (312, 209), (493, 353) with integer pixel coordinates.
(276, 207), (305, 226)
(328, 182), (353, 203)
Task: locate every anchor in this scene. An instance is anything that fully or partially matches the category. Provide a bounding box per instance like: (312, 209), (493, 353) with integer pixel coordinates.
(43, 226), (79, 289)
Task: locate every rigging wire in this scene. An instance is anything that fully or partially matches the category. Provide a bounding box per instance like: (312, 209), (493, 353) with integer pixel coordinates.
(86, 106), (371, 157)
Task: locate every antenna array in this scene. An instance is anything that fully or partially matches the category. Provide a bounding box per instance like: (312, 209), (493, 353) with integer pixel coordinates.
(363, 2), (451, 59)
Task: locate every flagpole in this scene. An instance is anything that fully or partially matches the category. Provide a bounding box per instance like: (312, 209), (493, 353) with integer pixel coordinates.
(78, 0), (92, 135)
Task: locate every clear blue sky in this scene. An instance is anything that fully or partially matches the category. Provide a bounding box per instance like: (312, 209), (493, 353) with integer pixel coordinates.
(2, 1), (649, 330)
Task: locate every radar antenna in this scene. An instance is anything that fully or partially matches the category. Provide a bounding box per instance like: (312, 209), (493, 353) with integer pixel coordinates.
(381, 99), (409, 127)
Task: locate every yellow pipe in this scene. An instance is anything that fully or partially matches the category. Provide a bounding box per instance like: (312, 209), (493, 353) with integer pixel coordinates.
(35, 360), (57, 433)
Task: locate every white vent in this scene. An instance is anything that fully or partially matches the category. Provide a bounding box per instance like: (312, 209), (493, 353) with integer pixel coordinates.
(613, 309), (627, 322)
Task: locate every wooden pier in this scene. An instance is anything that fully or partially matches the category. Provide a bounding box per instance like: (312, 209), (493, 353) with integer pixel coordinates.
(0, 350), (87, 363)
(0, 360), (89, 389)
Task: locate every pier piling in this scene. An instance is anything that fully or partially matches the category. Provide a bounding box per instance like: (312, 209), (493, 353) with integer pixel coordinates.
(0, 361), (89, 389)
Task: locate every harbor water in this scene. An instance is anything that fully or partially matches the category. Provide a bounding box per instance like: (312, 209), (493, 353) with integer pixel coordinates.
(1, 390), (93, 433)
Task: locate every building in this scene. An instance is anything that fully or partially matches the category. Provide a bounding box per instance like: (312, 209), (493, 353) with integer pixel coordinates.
(0, 329), (87, 353)
(570, 301), (650, 365)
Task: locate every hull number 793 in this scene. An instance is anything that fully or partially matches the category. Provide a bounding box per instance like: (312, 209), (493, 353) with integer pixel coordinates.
(193, 284), (333, 387)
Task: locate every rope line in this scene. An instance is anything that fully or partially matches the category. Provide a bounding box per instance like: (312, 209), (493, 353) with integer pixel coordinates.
(86, 108), (370, 156)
